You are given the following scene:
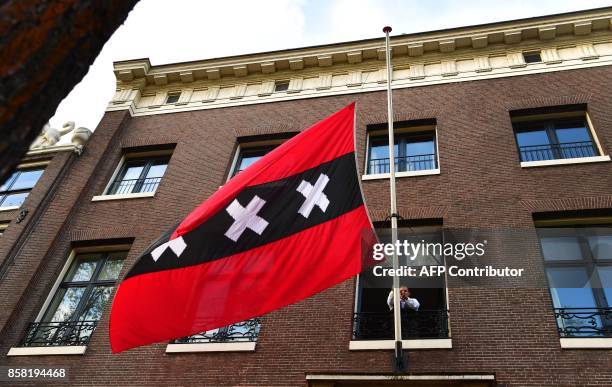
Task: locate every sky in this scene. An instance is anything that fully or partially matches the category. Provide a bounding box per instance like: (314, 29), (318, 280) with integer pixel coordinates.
(49, 0), (612, 132)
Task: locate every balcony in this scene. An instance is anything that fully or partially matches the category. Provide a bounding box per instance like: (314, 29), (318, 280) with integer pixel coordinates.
(555, 308), (612, 337)
(368, 154), (437, 175)
(20, 320), (98, 347)
(166, 318), (261, 353)
(352, 309), (449, 340)
(173, 318), (261, 344)
(108, 177), (162, 195)
(519, 141), (597, 162)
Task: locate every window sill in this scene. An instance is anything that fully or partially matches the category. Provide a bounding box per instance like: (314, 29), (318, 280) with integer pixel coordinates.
(362, 168), (440, 181)
(520, 155), (610, 168)
(0, 206), (19, 212)
(7, 346), (87, 356)
(349, 339), (451, 350)
(559, 337), (612, 349)
(165, 341), (256, 353)
(91, 192), (156, 202)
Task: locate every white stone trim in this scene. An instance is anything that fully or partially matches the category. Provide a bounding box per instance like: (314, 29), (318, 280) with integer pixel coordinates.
(348, 339), (452, 350)
(0, 206), (20, 212)
(165, 341), (256, 353)
(362, 169), (441, 181)
(7, 346), (87, 356)
(520, 155), (610, 168)
(108, 56), (612, 117)
(560, 338), (612, 349)
(306, 374), (494, 381)
(25, 144), (78, 156)
(91, 192), (156, 202)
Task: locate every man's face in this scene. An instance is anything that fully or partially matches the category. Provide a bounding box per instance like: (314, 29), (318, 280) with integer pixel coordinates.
(399, 287), (409, 298)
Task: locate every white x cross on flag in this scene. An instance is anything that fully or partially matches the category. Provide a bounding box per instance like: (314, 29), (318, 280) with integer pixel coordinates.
(225, 195), (269, 242)
(296, 173), (330, 218)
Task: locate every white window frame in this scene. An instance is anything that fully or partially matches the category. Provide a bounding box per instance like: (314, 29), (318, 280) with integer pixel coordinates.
(7, 244), (131, 356)
(514, 110), (609, 168)
(362, 123), (440, 181)
(350, 225), (452, 351)
(92, 149), (172, 202)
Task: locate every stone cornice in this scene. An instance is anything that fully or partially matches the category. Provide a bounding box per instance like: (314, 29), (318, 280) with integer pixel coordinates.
(109, 7), (612, 116)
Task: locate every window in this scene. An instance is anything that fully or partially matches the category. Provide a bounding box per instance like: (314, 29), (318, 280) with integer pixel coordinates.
(165, 93), (181, 104)
(512, 108), (600, 162)
(21, 250), (128, 347)
(274, 81), (289, 92)
(0, 168), (44, 209)
(537, 224), (612, 337)
(353, 223), (448, 341)
(228, 134), (296, 180)
(230, 145), (277, 178)
(523, 51), (542, 63)
(106, 155), (170, 195)
(367, 122), (438, 175)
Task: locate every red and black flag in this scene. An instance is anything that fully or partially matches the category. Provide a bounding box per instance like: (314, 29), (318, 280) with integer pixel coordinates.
(109, 103), (375, 353)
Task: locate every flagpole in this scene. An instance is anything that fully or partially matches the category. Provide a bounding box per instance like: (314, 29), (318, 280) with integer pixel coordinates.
(383, 25), (404, 372)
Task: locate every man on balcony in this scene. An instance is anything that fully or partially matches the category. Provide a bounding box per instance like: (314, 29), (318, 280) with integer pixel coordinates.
(387, 286), (421, 339)
(387, 286), (420, 311)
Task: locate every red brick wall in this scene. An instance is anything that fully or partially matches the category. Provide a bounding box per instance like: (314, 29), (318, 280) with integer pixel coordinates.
(1, 67), (612, 386)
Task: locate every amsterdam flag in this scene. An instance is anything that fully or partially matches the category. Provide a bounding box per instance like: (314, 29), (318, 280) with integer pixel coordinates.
(109, 103), (375, 353)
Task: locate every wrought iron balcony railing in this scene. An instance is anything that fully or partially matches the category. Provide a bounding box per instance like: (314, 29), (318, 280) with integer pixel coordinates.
(352, 309), (449, 340)
(519, 141), (597, 162)
(108, 177), (162, 195)
(21, 320), (98, 347)
(554, 308), (612, 337)
(173, 318), (261, 344)
(368, 154), (437, 175)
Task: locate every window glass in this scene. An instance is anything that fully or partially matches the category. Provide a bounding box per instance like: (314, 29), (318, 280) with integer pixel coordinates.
(234, 147), (276, 175)
(0, 172), (17, 191)
(595, 266), (612, 305)
(547, 267), (596, 308)
(79, 286), (114, 321)
(66, 255), (101, 282)
(146, 163), (167, 179)
(555, 126), (590, 144)
(540, 236), (584, 261)
(516, 130), (549, 147)
(406, 139), (435, 157)
(166, 94), (180, 104)
(122, 164), (145, 181)
(11, 170), (44, 190)
(587, 234), (612, 260)
(98, 257), (125, 280)
(45, 287), (86, 322)
(1, 192), (28, 207)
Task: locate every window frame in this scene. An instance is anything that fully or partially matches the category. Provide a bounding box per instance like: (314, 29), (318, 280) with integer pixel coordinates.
(8, 244), (132, 354)
(97, 149), (173, 200)
(351, 222), (452, 348)
(535, 221), (612, 341)
(364, 123), (440, 179)
(511, 109), (608, 167)
(0, 167), (45, 210)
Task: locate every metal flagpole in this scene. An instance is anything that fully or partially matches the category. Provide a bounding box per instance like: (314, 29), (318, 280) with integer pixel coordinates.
(383, 25), (404, 372)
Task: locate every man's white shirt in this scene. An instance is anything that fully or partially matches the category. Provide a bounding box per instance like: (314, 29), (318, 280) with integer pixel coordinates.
(387, 290), (420, 311)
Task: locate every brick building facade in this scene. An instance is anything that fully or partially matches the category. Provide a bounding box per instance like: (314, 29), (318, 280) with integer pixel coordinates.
(1, 8), (612, 386)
